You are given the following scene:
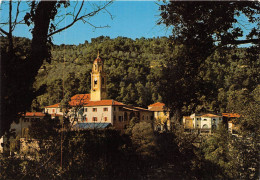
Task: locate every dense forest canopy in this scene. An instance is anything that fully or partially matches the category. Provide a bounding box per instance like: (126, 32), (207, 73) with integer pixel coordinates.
(1, 36), (258, 118)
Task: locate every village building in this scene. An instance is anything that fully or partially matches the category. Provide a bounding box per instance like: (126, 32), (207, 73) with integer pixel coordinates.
(44, 53), (154, 130)
(183, 113), (223, 133)
(148, 102), (171, 132)
(0, 112), (46, 153)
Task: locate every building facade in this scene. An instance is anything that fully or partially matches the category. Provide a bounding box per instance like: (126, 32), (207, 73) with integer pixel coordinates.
(148, 102), (171, 132)
(44, 53), (154, 130)
(183, 113), (223, 133)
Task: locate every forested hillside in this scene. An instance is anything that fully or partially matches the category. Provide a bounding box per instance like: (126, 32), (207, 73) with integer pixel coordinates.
(1, 36), (258, 116)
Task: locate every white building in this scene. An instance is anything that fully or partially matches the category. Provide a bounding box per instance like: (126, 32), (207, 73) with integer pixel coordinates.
(183, 113), (223, 133)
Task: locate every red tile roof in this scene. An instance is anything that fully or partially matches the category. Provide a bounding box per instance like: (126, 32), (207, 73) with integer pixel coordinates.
(183, 116), (192, 120)
(148, 102), (169, 111)
(45, 94), (90, 108)
(128, 106), (151, 112)
(69, 94), (90, 106)
(45, 103), (60, 108)
(201, 114), (221, 118)
(222, 113), (240, 118)
(23, 112), (45, 117)
(148, 102), (165, 107)
(85, 100), (125, 107)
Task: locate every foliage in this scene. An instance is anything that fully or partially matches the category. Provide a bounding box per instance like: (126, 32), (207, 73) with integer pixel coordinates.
(158, 1), (259, 121)
(131, 121), (157, 158)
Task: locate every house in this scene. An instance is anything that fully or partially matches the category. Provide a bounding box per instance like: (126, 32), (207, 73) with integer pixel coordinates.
(0, 112), (46, 153)
(148, 102), (171, 132)
(183, 113), (223, 133)
(222, 113), (240, 134)
(45, 53), (154, 130)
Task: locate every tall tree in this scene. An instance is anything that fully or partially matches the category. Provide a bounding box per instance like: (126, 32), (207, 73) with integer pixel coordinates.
(158, 1), (259, 121)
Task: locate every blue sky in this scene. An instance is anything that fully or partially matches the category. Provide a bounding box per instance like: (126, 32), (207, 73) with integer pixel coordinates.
(0, 1), (258, 46)
(0, 1), (171, 45)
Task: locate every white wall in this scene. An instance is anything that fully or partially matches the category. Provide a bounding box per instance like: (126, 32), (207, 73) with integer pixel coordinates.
(82, 105), (113, 124)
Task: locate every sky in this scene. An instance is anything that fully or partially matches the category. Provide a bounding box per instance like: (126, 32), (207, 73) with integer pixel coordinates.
(0, 1), (171, 45)
(0, 1), (258, 46)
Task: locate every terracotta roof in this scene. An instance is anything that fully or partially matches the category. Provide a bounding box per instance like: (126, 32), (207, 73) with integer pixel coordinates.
(123, 107), (139, 112)
(148, 102), (165, 107)
(131, 106), (151, 112)
(85, 100), (125, 107)
(45, 94), (91, 108)
(23, 112), (45, 117)
(183, 116), (192, 120)
(94, 53), (103, 63)
(45, 103), (60, 108)
(201, 114), (221, 118)
(222, 113), (240, 118)
(69, 94), (90, 106)
(149, 106), (165, 112)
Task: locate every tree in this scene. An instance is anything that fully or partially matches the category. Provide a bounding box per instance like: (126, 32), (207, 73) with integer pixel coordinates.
(0, 0), (112, 136)
(158, 1), (259, 121)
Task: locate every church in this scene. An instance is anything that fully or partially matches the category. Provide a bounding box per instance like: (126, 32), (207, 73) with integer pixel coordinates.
(44, 53), (154, 130)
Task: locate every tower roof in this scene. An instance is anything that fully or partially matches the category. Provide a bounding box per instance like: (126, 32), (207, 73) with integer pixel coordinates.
(94, 51), (103, 63)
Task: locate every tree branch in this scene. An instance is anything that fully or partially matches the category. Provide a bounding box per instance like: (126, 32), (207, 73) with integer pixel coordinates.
(12, 0), (21, 31)
(0, 28), (9, 36)
(47, 1), (112, 37)
(227, 39), (259, 45)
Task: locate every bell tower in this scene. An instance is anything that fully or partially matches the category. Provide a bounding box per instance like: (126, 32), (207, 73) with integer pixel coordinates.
(90, 52), (107, 101)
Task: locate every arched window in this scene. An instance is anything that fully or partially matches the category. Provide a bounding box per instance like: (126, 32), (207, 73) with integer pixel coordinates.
(202, 124), (209, 129)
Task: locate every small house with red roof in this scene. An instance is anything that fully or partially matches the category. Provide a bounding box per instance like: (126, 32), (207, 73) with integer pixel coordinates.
(148, 102), (171, 132)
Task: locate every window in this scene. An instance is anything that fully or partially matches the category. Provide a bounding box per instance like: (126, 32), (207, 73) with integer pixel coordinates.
(150, 116), (153, 120)
(114, 116), (116, 121)
(202, 124), (209, 129)
(114, 107), (116, 111)
(119, 116), (123, 122)
(142, 115), (144, 120)
(104, 117), (107, 121)
(197, 118), (200, 120)
(84, 108), (87, 112)
(203, 119), (207, 121)
(94, 79), (97, 86)
(59, 108), (62, 112)
(93, 108), (97, 112)
(103, 107), (108, 111)
(93, 117), (97, 121)
(119, 107), (123, 111)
